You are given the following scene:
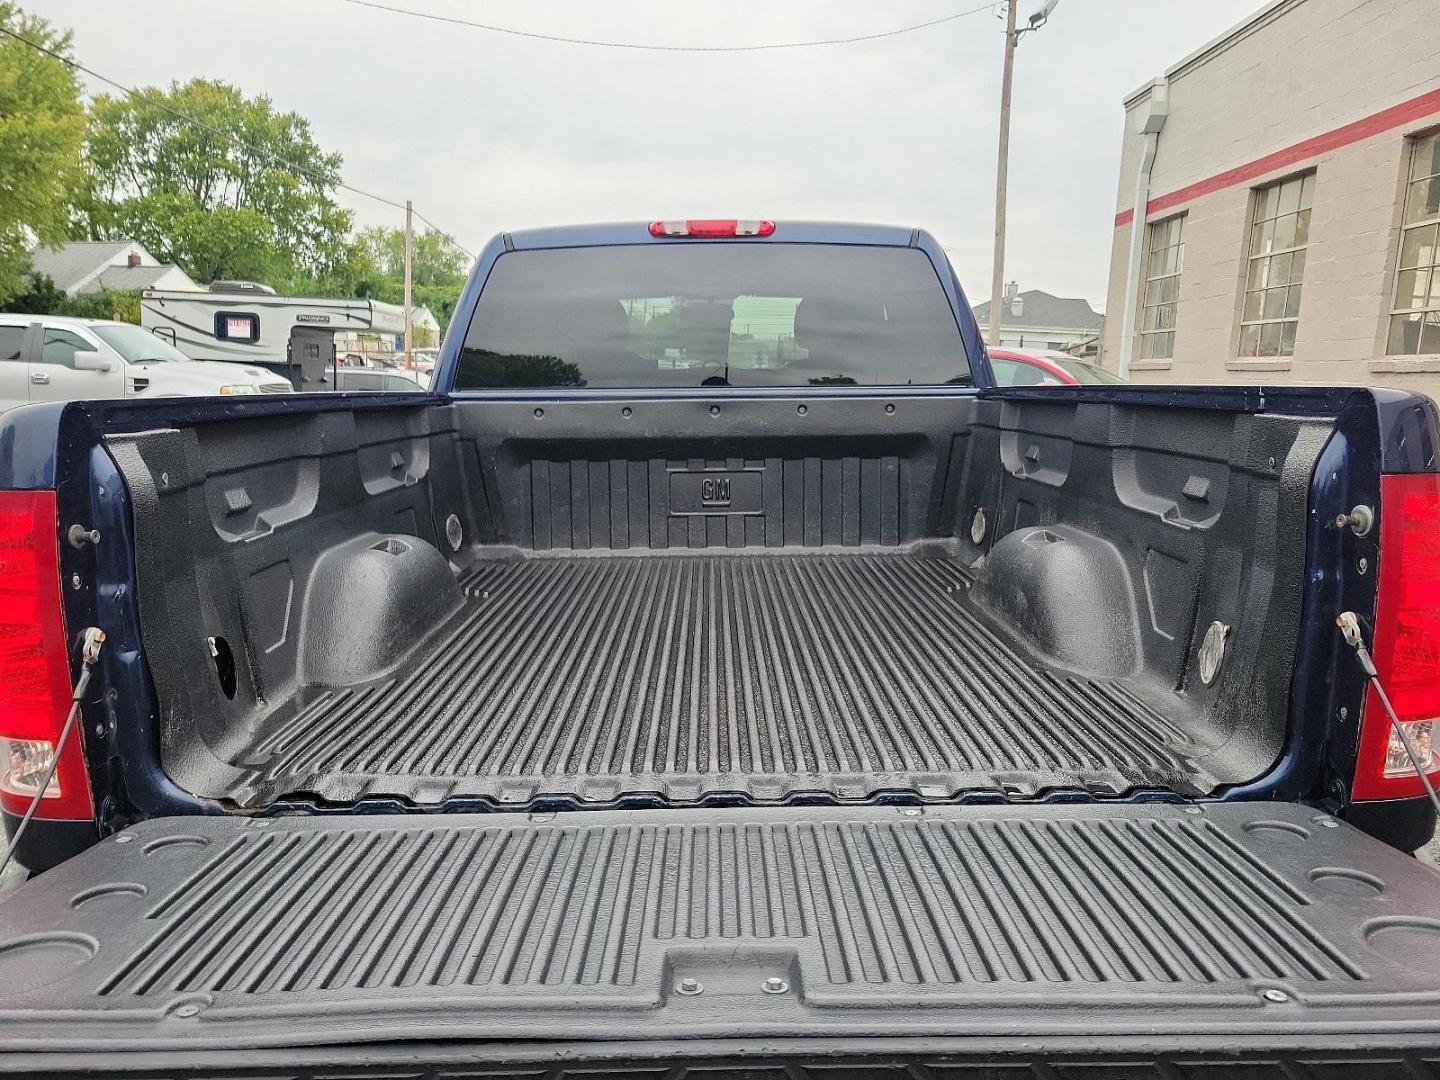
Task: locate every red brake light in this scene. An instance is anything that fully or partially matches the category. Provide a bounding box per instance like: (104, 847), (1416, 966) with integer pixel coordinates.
(649, 219), (775, 238)
(1353, 472), (1440, 800)
(0, 491), (93, 820)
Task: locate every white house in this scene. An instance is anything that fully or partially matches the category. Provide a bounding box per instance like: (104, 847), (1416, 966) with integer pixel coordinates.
(972, 285), (1106, 356)
(29, 241), (197, 297)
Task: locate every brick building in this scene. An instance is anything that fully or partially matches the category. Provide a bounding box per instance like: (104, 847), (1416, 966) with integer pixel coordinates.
(1100, 0), (1440, 399)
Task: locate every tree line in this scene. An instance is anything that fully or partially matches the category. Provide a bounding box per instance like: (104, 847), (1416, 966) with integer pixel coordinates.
(0, 3), (468, 331)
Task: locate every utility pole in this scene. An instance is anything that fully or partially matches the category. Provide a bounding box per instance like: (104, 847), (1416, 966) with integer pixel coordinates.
(403, 199), (414, 369)
(987, 0), (1017, 350)
(986, 0), (1058, 349)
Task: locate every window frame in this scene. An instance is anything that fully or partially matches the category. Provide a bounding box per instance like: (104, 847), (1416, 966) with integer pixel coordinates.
(1237, 171), (1315, 360)
(1386, 130), (1440, 357)
(1138, 214), (1185, 361)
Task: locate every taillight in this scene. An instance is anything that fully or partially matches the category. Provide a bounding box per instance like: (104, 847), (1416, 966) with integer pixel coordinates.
(649, 219), (776, 238)
(1353, 472), (1440, 800)
(0, 491), (93, 820)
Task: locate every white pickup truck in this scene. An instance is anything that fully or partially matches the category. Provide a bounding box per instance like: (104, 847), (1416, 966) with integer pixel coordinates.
(0, 313), (291, 412)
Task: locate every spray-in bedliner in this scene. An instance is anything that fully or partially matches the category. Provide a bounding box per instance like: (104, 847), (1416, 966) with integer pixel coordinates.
(3, 802), (1440, 1055)
(190, 552), (1226, 807)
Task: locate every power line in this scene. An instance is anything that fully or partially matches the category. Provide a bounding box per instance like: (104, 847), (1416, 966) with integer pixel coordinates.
(335, 0), (1001, 52)
(0, 23), (476, 259)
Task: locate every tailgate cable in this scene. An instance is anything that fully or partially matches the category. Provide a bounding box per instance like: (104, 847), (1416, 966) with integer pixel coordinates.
(1336, 611), (1440, 818)
(0, 627), (106, 881)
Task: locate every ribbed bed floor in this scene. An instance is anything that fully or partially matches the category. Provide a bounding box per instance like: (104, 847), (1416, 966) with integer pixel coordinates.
(214, 553), (1218, 807)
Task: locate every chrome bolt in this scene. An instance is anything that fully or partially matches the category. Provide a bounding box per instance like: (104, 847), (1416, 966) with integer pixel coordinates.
(762, 976), (789, 994)
(251, 819), (269, 828)
(115, 834), (133, 844)
(1262, 988), (1290, 1003)
(94, 722), (105, 736)
(884, 403), (895, 414)
(1339, 706), (1348, 721)
(676, 977), (703, 995)
(530, 813), (553, 823)
(900, 807), (921, 817)
(1182, 806), (1203, 815)
(160, 472), (169, 487)
(1313, 817), (1340, 829)
(796, 404), (807, 415)
(1357, 557), (1368, 575)
(71, 573), (82, 591)
(533, 408), (544, 419)
(709, 405), (720, 416)
(174, 1004), (201, 1018)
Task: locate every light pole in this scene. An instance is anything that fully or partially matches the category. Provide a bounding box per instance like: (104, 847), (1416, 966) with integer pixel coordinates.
(986, 0), (1059, 349)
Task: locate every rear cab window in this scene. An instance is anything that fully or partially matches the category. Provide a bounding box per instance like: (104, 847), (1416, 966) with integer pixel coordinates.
(456, 243), (971, 389)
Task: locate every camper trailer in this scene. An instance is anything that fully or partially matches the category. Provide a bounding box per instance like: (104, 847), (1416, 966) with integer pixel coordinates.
(140, 285), (410, 390)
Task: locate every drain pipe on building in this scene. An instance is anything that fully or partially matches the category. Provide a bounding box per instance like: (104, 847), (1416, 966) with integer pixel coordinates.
(1116, 78), (1168, 381)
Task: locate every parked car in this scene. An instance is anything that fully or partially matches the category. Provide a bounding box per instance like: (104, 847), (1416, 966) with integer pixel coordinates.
(987, 345), (1126, 385)
(0, 314), (291, 412)
(1, 220), (1439, 1072)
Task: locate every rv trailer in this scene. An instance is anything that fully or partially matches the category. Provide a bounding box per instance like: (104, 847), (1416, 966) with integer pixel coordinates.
(140, 287), (408, 389)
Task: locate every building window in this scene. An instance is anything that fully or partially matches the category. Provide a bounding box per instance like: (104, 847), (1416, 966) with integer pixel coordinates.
(1388, 131), (1440, 356)
(1140, 215), (1184, 359)
(1239, 172), (1314, 358)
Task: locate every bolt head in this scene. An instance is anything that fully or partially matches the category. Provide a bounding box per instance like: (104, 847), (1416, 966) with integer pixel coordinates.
(901, 807), (921, 817)
(677, 977), (702, 995)
(115, 834), (133, 844)
(1262, 988), (1290, 1003)
(762, 976), (789, 994)
(174, 1003), (201, 1017)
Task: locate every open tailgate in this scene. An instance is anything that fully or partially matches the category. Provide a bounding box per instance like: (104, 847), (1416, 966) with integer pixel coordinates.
(2, 802), (1440, 1074)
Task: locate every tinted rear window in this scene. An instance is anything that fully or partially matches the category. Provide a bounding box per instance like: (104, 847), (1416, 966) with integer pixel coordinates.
(456, 244), (970, 389)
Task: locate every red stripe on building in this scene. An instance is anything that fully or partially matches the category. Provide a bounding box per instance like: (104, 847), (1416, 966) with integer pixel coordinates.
(1114, 86), (1440, 229)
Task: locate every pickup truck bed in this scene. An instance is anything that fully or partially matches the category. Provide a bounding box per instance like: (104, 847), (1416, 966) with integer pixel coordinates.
(3, 801), (1439, 1064)
(227, 549), (1205, 807)
(104, 392), (1315, 814)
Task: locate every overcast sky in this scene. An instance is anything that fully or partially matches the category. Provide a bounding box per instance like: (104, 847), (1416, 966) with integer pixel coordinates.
(31, 0), (1260, 308)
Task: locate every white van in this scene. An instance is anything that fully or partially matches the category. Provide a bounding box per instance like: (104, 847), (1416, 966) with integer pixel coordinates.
(0, 314), (292, 412)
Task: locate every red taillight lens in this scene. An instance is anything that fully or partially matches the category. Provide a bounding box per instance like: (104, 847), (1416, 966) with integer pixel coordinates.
(1353, 473), (1440, 800)
(0, 491), (92, 819)
(649, 219), (775, 238)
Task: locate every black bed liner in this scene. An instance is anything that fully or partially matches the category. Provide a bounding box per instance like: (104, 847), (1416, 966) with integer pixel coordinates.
(3, 801), (1440, 1059)
(200, 551), (1222, 808)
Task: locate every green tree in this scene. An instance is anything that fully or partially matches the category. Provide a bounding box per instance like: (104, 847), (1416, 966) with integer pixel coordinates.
(76, 78), (354, 286)
(10, 273), (140, 322)
(356, 225), (469, 330)
(0, 4), (85, 303)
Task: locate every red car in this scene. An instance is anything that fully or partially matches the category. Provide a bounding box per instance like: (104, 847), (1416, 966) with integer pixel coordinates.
(987, 346), (1125, 386)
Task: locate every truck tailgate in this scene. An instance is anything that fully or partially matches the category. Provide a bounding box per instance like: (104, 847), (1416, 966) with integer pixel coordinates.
(2, 802), (1439, 1067)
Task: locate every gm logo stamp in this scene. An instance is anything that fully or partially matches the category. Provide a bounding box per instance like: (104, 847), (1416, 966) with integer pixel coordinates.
(670, 470), (762, 515)
(701, 477), (731, 506)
